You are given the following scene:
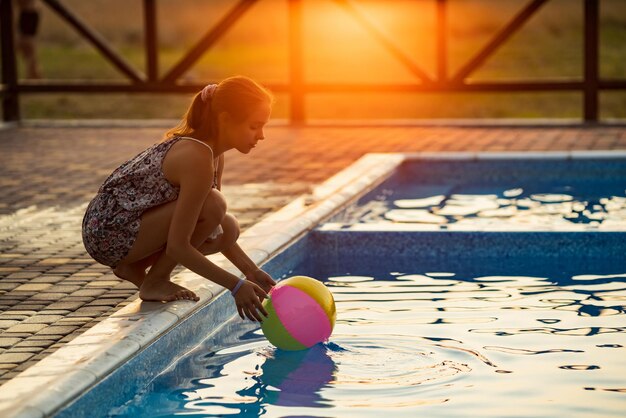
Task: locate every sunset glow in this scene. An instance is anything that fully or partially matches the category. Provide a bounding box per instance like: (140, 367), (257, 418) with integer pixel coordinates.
(25, 0), (626, 119)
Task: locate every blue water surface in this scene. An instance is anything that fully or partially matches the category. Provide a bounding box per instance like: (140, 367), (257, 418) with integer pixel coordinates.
(333, 159), (626, 230)
(113, 258), (626, 418)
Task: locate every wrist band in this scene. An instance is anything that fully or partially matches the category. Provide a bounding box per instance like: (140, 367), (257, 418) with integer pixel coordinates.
(231, 278), (245, 296)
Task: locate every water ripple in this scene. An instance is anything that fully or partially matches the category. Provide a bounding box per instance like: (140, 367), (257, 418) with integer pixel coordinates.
(559, 364), (601, 370)
(469, 327), (626, 337)
(484, 346), (584, 355)
(328, 337), (472, 388)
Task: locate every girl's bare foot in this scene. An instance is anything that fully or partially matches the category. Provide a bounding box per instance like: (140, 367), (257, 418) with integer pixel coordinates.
(139, 279), (199, 302)
(113, 263), (146, 288)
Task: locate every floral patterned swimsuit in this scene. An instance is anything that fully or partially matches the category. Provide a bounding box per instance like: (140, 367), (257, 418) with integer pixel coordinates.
(82, 136), (222, 268)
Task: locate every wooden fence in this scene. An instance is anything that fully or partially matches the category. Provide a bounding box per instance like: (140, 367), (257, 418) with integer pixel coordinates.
(1, 0), (625, 123)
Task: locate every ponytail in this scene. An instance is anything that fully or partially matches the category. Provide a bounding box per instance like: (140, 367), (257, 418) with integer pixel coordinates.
(165, 76), (273, 141)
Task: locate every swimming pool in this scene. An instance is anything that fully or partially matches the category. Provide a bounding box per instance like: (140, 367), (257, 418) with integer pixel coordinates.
(2, 152), (624, 417)
(106, 232), (625, 417)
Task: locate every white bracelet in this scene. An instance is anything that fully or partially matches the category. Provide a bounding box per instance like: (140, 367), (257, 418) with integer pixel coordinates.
(231, 278), (245, 296)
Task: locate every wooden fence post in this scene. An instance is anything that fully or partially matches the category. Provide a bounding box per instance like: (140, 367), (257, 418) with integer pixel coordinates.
(288, 0), (305, 125)
(436, 0), (447, 83)
(584, 0), (599, 122)
(1, 0), (20, 122)
(144, 0), (158, 82)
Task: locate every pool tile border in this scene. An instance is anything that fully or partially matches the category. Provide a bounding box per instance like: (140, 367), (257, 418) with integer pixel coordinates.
(0, 150), (624, 417)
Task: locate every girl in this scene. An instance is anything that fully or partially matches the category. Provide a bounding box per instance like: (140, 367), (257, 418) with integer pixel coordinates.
(82, 76), (275, 322)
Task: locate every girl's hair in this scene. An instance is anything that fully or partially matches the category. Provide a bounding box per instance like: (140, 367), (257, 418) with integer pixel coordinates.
(165, 75), (273, 141)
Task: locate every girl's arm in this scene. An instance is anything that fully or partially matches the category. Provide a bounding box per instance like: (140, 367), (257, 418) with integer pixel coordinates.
(216, 154), (275, 292)
(167, 148), (268, 321)
(222, 243), (276, 292)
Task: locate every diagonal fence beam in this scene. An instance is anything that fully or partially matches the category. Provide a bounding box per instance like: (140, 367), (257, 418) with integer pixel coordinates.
(161, 0), (259, 84)
(42, 0), (145, 83)
(333, 0), (433, 84)
(451, 0), (548, 83)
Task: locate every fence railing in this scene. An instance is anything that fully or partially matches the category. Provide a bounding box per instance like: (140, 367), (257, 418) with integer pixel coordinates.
(1, 0), (625, 124)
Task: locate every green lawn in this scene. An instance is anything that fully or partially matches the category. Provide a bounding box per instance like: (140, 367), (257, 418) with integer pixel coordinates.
(11, 0), (626, 120)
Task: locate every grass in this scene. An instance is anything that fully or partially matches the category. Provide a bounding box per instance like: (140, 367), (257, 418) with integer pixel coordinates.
(12, 0), (626, 120)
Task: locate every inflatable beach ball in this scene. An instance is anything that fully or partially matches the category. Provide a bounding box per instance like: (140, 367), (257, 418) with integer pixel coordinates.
(261, 276), (336, 351)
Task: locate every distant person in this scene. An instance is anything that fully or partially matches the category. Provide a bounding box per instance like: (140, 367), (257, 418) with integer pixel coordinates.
(17, 0), (42, 79)
(82, 76), (275, 322)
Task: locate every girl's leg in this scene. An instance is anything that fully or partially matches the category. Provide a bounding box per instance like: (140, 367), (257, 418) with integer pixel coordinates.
(113, 251), (162, 287)
(139, 214), (237, 301)
(197, 213), (240, 256)
(115, 190), (227, 301)
(132, 213), (237, 300)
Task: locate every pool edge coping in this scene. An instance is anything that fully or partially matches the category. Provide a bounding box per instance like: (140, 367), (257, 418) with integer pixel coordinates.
(1, 150), (624, 417)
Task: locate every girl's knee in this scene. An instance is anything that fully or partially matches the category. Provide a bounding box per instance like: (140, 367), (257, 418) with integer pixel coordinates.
(197, 213), (240, 255)
(199, 190), (227, 223)
(221, 213), (240, 247)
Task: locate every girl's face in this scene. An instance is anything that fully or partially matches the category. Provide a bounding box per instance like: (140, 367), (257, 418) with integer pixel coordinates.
(222, 103), (271, 154)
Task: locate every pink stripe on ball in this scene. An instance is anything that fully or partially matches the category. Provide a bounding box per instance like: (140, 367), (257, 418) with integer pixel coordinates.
(272, 285), (332, 348)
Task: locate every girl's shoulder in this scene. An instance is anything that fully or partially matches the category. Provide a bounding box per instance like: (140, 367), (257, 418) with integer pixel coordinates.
(161, 137), (215, 186)
(167, 136), (214, 158)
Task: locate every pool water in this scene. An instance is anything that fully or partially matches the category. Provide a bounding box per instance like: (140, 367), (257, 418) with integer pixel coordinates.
(113, 259), (626, 418)
(333, 159), (626, 231)
(341, 183), (626, 230)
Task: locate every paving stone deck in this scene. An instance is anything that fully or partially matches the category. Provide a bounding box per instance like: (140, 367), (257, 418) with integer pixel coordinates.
(0, 121), (625, 386)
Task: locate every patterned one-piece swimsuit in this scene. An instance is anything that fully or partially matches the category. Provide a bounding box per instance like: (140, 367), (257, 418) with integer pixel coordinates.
(81, 136), (222, 267)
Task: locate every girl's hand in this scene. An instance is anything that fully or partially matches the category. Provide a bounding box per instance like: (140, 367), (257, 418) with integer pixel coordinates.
(234, 280), (269, 322)
(245, 269), (276, 293)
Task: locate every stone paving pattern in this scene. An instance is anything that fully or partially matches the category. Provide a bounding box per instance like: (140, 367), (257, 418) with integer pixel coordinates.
(1, 122), (625, 386)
